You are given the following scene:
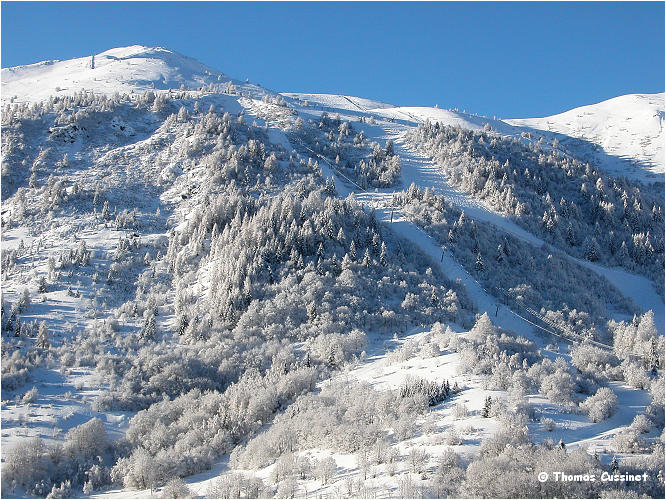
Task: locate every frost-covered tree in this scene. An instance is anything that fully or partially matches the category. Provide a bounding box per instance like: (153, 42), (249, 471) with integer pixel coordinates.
(581, 387), (618, 422)
(314, 456), (337, 484)
(37, 320), (49, 349)
(408, 447), (430, 474)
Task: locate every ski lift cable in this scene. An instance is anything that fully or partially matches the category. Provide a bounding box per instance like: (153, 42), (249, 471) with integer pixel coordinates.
(293, 138), (368, 193)
(293, 134), (651, 361)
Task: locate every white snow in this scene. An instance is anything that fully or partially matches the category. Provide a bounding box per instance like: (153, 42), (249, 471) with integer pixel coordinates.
(507, 93), (665, 179)
(288, 90), (665, 182)
(2, 45), (663, 499)
(302, 106), (663, 335)
(87, 324), (654, 499)
(282, 92), (396, 112)
(2, 46), (235, 104)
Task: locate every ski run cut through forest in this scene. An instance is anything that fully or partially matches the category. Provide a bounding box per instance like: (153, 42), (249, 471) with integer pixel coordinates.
(1, 45), (664, 499)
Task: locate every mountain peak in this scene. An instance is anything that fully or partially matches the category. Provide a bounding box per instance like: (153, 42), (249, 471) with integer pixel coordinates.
(2, 45), (232, 103)
(508, 92), (665, 177)
(97, 45), (171, 57)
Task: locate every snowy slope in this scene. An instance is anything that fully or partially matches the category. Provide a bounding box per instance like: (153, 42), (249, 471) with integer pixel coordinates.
(507, 93), (665, 177)
(295, 99), (664, 335)
(288, 90), (665, 182)
(3, 45), (662, 390)
(2, 46), (664, 499)
(285, 92), (515, 132)
(91, 325), (654, 500)
(1, 45), (237, 103)
(371, 106), (513, 132)
(282, 92), (395, 112)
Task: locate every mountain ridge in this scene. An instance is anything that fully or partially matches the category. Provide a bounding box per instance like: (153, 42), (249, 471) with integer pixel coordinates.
(3, 45), (663, 177)
(2, 45), (238, 103)
(1, 44), (664, 499)
(508, 92), (665, 177)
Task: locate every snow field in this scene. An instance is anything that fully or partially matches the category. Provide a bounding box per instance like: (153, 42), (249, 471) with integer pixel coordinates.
(1, 46), (663, 499)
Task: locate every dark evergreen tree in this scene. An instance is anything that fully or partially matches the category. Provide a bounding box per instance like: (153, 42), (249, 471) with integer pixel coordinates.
(482, 396), (492, 418)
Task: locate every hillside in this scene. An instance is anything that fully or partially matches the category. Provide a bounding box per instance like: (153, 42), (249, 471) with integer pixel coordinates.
(282, 93), (396, 112)
(507, 93), (665, 181)
(1, 45), (250, 103)
(1, 46), (664, 500)
(288, 91), (665, 183)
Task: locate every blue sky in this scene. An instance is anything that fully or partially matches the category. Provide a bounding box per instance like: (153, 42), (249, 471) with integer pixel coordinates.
(2, 1), (663, 118)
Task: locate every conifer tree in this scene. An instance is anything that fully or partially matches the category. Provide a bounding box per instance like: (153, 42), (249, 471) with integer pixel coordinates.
(475, 251), (484, 271)
(37, 321), (49, 349)
(362, 249), (371, 267)
(482, 396), (492, 418)
(379, 242), (387, 266)
(349, 240), (357, 261)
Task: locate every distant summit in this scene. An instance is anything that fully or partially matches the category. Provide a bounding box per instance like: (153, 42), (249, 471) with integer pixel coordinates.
(1, 45), (235, 103)
(3, 45), (663, 177)
(508, 93), (665, 176)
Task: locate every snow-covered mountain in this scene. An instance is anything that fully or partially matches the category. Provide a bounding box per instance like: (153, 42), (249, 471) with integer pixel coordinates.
(282, 92), (396, 112)
(1, 45), (241, 103)
(507, 93), (665, 179)
(287, 90), (665, 181)
(4, 45), (663, 177)
(1, 46), (664, 500)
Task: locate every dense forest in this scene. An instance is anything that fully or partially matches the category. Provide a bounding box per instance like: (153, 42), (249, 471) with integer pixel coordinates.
(1, 84), (663, 499)
(407, 122), (665, 295)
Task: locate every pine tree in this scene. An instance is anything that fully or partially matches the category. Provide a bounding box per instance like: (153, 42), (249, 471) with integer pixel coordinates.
(482, 396), (492, 418)
(582, 236), (601, 262)
(93, 185), (101, 206)
(37, 321), (49, 349)
(0, 302), (6, 333)
(325, 177), (337, 196)
(307, 302), (317, 322)
(610, 455), (619, 473)
(336, 227), (346, 244)
(566, 223), (577, 246)
(177, 315), (188, 336)
(371, 232), (381, 251)
(331, 253), (340, 274)
(362, 249), (371, 267)
(379, 242), (387, 266)
(177, 106), (190, 122)
(37, 276), (48, 294)
(475, 251), (484, 272)
(616, 241), (630, 263)
(430, 287), (439, 306)
(349, 241), (357, 261)
(385, 140), (394, 157)
(495, 244), (505, 263)
(650, 337), (661, 370)
(141, 313), (156, 341)
(101, 201), (110, 220)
